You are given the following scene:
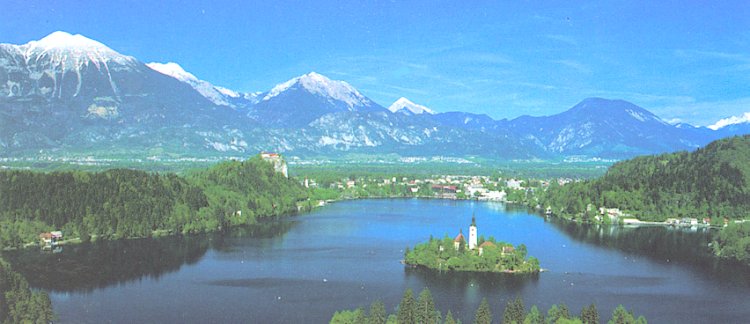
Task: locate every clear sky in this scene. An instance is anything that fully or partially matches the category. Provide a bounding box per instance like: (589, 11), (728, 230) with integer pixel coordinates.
(2, 1), (749, 125)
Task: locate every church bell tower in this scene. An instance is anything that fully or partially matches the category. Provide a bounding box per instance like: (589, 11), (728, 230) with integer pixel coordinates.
(469, 213), (477, 250)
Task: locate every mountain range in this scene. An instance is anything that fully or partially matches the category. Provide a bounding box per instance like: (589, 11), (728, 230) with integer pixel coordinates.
(1, 32), (748, 161)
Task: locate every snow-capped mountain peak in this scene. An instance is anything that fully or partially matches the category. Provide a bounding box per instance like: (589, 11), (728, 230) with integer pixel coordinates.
(30, 31), (110, 50)
(146, 62), (198, 83)
(388, 97), (435, 115)
(215, 86), (240, 98)
(262, 72), (372, 109)
(147, 61), (258, 107)
(709, 112), (750, 130)
(19, 31), (135, 65)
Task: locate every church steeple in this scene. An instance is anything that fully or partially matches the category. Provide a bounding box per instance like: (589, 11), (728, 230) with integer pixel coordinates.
(469, 213), (477, 250)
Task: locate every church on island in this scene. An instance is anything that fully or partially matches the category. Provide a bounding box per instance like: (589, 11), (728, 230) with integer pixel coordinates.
(453, 215), (495, 255)
(453, 215), (508, 256)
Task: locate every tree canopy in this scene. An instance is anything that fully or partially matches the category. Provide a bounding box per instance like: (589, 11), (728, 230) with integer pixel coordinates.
(0, 155), (307, 248)
(540, 135), (750, 221)
(404, 236), (540, 274)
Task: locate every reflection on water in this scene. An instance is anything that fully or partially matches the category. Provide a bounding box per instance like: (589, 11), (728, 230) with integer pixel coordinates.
(547, 218), (750, 286)
(405, 266), (539, 299)
(3, 220), (295, 293)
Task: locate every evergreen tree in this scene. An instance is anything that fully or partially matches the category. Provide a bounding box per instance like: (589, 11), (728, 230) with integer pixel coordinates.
(354, 307), (367, 324)
(523, 306), (544, 324)
(445, 310), (457, 324)
(417, 288), (440, 324)
(607, 305), (646, 324)
(503, 296), (525, 324)
(0, 259), (55, 323)
(474, 298), (492, 324)
(580, 303), (599, 324)
(369, 300), (386, 324)
(546, 304), (571, 324)
(397, 289), (416, 324)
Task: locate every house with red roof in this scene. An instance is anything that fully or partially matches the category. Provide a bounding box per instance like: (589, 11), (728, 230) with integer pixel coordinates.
(479, 241), (495, 256)
(453, 230), (465, 250)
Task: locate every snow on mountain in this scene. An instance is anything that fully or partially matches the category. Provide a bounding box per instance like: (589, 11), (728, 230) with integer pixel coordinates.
(215, 86), (240, 98)
(147, 62), (231, 106)
(708, 112), (750, 130)
(387, 97), (435, 115)
(147, 62), (257, 107)
(0, 31), (142, 99)
(216, 87), (261, 103)
(19, 31), (137, 69)
(146, 62), (197, 83)
(29, 31), (110, 49)
(262, 72), (373, 110)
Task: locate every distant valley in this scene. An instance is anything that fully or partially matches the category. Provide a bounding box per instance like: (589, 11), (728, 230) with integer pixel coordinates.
(1, 32), (748, 163)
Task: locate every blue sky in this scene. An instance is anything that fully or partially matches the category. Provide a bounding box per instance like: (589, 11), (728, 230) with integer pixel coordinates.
(2, 1), (749, 125)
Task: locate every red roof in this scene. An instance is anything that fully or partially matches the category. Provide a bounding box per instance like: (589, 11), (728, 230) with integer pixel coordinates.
(454, 233), (465, 242)
(431, 185), (458, 192)
(480, 241), (495, 248)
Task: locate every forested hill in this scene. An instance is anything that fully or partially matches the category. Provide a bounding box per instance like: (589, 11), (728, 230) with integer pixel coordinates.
(0, 156), (306, 248)
(542, 135), (750, 221)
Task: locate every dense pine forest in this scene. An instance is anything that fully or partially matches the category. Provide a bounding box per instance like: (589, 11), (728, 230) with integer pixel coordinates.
(330, 288), (646, 324)
(0, 156), (305, 321)
(540, 135), (750, 221)
(539, 135), (750, 263)
(0, 259), (54, 323)
(0, 156), (307, 248)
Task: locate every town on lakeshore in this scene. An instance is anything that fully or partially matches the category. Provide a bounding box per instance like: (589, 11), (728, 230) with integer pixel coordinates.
(304, 168), (736, 230)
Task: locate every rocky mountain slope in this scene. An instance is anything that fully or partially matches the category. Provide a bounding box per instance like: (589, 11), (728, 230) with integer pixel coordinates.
(0, 32), (744, 161)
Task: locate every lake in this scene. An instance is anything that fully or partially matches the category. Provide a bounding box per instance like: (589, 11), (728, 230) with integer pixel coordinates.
(6, 199), (750, 323)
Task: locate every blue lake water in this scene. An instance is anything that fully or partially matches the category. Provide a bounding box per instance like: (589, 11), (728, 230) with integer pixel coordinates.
(7, 199), (750, 323)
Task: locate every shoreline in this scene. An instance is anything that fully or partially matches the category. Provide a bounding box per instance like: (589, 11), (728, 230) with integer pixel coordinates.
(402, 260), (542, 275)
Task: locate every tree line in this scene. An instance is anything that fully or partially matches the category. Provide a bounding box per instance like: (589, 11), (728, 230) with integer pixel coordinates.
(330, 288), (646, 324)
(538, 135), (750, 222)
(0, 258), (54, 323)
(713, 221), (750, 262)
(0, 156), (307, 248)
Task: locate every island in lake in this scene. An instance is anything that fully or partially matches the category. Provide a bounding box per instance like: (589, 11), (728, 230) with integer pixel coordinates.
(404, 215), (541, 274)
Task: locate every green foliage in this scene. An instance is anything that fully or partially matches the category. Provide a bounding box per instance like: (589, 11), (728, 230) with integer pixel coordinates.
(474, 298), (492, 324)
(0, 168), (200, 239)
(607, 305), (646, 324)
(0, 156), (306, 248)
(0, 157), (306, 247)
(503, 296), (525, 324)
(369, 300), (387, 324)
(445, 310), (458, 324)
(330, 308), (364, 324)
(417, 288), (440, 324)
(404, 236), (541, 273)
(523, 306), (544, 324)
(714, 222), (750, 262)
(580, 303), (600, 324)
(546, 304), (571, 324)
(331, 289), (645, 324)
(0, 258), (55, 323)
(397, 288), (416, 324)
(540, 135), (750, 221)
